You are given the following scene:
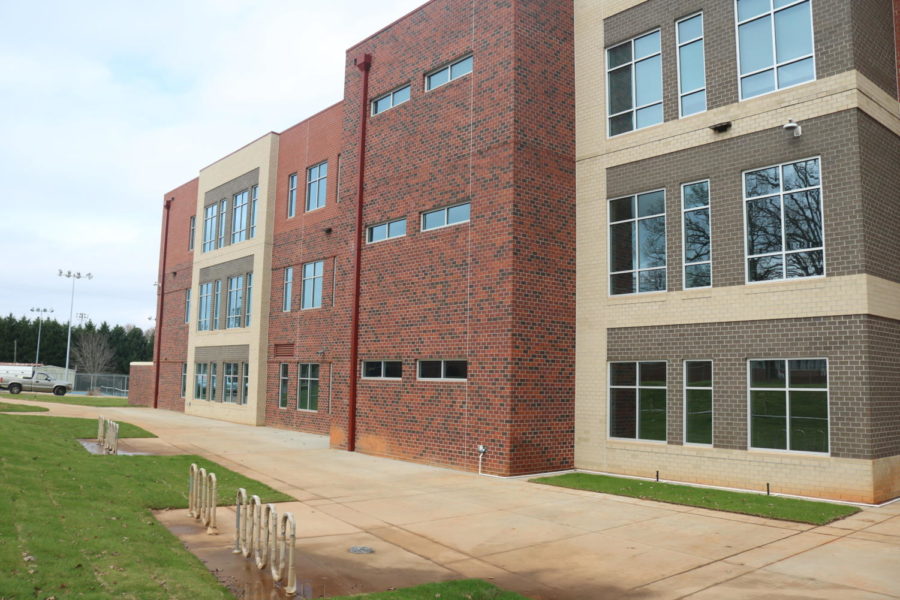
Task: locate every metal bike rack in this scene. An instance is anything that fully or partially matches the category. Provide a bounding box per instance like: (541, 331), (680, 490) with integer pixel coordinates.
(188, 463), (218, 534)
(97, 417), (119, 455)
(233, 487), (297, 595)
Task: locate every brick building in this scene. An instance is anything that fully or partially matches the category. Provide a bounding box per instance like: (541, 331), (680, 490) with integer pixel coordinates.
(576, 0), (900, 503)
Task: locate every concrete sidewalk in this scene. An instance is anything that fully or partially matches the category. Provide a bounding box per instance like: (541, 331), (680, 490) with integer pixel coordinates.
(4, 397), (900, 599)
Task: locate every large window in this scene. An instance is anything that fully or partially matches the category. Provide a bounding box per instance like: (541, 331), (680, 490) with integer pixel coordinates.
(184, 289), (191, 323)
(372, 85), (411, 115)
(749, 359), (828, 453)
(363, 361), (403, 379)
(302, 261), (324, 309)
(426, 55), (473, 91)
(744, 157), (823, 282)
(279, 363), (289, 408)
(223, 362), (240, 403)
(282, 267), (293, 312)
(684, 361), (713, 445)
(422, 203), (470, 231)
(368, 218), (406, 243)
(676, 13), (706, 117)
(736, 0), (815, 100)
(609, 190), (666, 295)
(197, 282), (213, 331)
(682, 181), (711, 288)
(609, 361), (667, 441)
(306, 162), (327, 212)
(226, 275), (244, 329)
(607, 30), (662, 136)
(195, 363), (208, 400)
(202, 204), (217, 252)
(287, 173), (298, 218)
(418, 360), (467, 381)
(298, 363), (319, 411)
(231, 190), (249, 244)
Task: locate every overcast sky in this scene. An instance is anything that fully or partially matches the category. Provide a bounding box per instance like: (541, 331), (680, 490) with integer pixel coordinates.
(0, 0), (425, 330)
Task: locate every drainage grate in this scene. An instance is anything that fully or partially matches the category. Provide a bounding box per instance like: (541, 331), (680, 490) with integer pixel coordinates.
(349, 546), (375, 554)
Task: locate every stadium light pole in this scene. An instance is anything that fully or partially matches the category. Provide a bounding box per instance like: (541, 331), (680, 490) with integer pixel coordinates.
(29, 307), (54, 364)
(58, 270), (93, 381)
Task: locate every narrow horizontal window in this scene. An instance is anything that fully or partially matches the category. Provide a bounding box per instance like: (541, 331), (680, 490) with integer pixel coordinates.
(422, 202), (470, 232)
(418, 360), (467, 381)
(426, 55), (473, 91)
(372, 85), (411, 115)
(367, 218), (407, 243)
(362, 361), (403, 379)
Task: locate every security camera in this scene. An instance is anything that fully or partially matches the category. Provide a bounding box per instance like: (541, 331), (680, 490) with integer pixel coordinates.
(783, 119), (802, 137)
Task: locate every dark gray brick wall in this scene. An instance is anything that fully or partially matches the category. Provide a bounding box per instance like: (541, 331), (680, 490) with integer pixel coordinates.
(608, 315), (900, 460)
(859, 112), (900, 284)
(851, 0), (899, 98)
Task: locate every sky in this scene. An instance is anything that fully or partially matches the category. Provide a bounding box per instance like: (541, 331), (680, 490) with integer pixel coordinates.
(0, 0), (425, 330)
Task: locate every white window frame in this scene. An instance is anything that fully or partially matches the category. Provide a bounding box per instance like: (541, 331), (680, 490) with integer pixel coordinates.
(297, 363), (319, 412)
(282, 267), (293, 313)
(681, 180), (712, 289)
(742, 156), (825, 285)
(361, 360), (404, 380)
(225, 275), (244, 329)
(608, 189), (667, 296)
(217, 199), (227, 248)
(287, 173), (298, 218)
(608, 361), (668, 443)
(416, 360), (468, 382)
(421, 202), (471, 232)
(202, 204), (217, 252)
(188, 216), (195, 251)
(197, 282), (212, 331)
(306, 161), (328, 212)
(231, 189), (249, 244)
(249, 185), (258, 239)
(676, 13), (707, 117)
(746, 358), (830, 455)
(683, 360), (713, 446)
(184, 288), (191, 323)
(245, 273), (253, 327)
(606, 29), (663, 137)
(212, 280), (221, 330)
(181, 363), (187, 397)
(425, 54), (473, 91)
(367, 218), (407, 243)
(223, 362), (240, 404)
(734, 0), (817, 101)
(241, 362), (249, 406)
(195, 362), (208, 400)
(371, 84), (411, 115)
(301, 260), (324, 310)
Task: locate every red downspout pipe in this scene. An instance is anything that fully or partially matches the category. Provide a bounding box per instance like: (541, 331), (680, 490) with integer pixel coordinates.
(153, 198), (174, 409)
(347, 53), (372, 452)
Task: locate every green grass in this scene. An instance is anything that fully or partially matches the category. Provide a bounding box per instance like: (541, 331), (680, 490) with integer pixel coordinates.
(0, 414), (293, 599)
(532, 473), (860, 526)
(331, 580), (528, 600)
(0, 401), (49, 413)
(1, 392), (133, 407)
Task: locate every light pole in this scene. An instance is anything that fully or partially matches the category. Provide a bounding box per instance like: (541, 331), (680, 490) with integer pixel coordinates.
(30, 307), (54, 364)
(58, 270), (93, 381)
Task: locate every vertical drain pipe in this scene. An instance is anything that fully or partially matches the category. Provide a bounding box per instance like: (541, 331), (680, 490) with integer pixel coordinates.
(347, 53), (372, 453)
(153, 198), (174, 409)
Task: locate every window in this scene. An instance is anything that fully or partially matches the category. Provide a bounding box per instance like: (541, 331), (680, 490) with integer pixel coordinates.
(607, 30), (662, 136)
(241, 362), (249, 405)
(418, 360), (467, 381)
(426, 55), (473, 91)
(245, 273), (253, 327)
(609, 361), (667, 441)
(279, 363), (289, 408)
(287, 173), (298, 218)
(372, 85), (411, 115)
(209, 362), (217, 402)
(212, 281), (222, 329)
(682, 181), (711, 288)
(684, 361), (712, 445)
(282, 267), (293, 312)
(749, 359), (828, 453)
(202, 204), (217, 252)
(197, 282), (213, 331)
(609, 190), (667, 295)
(306, 162), (327, 212)
(189, 216), (196, 251)
(736, 0), (815, 99)
(181, 363), (187, 397)
(223, 363), (240, 403)
(744, 157), (823, 282)
(363, 361), (403, 379)
(302, 261), (324, 309)
(422, 203), (470, 231)
(184, 289), (191, 323)
(195, 363), (208, 400)
(676, 13), (706, 116)
(298, 363), (319, 411)
(231, 190), (249, 244)
(226, 275), (244, 329)
(249, 185), (258, 239)
(217, 199), (227, 248)
(367, 218), (407, 243)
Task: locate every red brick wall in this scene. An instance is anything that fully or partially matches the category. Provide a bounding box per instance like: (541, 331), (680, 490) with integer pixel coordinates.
(128, 363), (154, 406)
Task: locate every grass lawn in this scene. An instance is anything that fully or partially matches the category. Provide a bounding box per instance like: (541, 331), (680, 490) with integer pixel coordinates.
(0, 401), (49, 413)
(0, 414), (292, 599)
(0, 392), (132, 407)
(532, 473), (860, 526)
(332, 580), (528, 600)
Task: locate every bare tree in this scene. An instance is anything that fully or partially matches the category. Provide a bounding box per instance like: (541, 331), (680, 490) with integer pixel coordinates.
(72, 330), (115, 374)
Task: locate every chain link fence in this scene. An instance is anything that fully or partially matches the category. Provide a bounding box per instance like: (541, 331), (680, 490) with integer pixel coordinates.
(74, 373), (129, 397)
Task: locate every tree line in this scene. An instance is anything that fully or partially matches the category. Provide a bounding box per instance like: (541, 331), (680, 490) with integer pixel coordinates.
(0, 314), (153, 374)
